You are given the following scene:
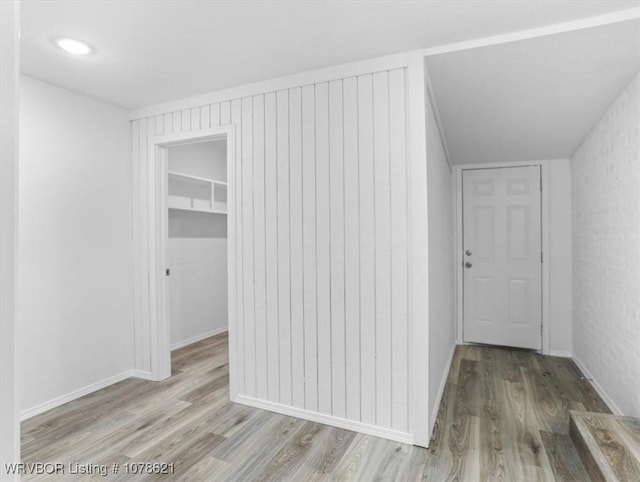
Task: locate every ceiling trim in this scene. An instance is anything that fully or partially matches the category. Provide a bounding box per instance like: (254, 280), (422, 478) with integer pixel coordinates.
(129, 51), (409, 120)
(422, 7), (640, 57)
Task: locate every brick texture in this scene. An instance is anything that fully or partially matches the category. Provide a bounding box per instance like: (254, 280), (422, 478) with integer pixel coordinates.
(571, 73), (639, 417)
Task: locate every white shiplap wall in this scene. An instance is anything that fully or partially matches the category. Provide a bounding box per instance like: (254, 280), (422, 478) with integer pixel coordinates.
(131, 67), (412, 440)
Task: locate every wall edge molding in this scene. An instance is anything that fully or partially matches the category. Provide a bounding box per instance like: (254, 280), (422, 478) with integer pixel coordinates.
(235, 395), (415, 445)
(19, 370), (138, 421)
(428, 342), (456, 441)
(422, 7), (640, 57)
(171, 327), (228, 351)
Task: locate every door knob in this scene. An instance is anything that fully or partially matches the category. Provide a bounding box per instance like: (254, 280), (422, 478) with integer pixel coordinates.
(465, 262), (472, 268)
(465, 250), (472, 256)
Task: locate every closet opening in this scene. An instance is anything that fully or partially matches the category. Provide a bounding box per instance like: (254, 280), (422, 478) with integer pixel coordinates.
(167, 139), (228, 354)
(145, 126), (237, 399)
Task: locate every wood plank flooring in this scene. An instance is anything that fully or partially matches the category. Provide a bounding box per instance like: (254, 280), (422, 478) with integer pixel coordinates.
(570, 410), (640, 481)
(21, 335), (611, 481)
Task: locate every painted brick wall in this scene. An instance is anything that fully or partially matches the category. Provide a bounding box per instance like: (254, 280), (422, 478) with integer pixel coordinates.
(571, 73), (639, 416)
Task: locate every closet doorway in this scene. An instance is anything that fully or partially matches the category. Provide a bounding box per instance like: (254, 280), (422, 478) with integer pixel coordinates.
(145, 126), (237, 399)
(167, 139), (228, 351)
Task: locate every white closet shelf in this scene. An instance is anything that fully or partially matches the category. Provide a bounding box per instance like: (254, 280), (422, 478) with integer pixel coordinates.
(168, 170), (227, 186)
(168, 205), (227, 215)
(168, 171), (227, 214)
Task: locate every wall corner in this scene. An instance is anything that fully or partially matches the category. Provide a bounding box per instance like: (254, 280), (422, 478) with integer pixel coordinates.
(407, 50), (431, 447)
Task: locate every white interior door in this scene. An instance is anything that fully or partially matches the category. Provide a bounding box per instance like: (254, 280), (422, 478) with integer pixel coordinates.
(462, 166), (542, 350)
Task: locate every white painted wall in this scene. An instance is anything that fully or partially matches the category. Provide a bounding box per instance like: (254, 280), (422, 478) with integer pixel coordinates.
(131, 64), (414, 443)
(18, 76), (133, 416)
(169, 141), (226, 180)
(168, 142), (228, 349)
(425, 88), (456, 437)
(548, 159), (573, 356)
(0, 0), (20, 474)
(571, 73), (640, 417)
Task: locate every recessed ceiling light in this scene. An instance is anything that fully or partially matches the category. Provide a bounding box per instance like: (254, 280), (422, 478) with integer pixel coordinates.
(54, 38), (92, 55)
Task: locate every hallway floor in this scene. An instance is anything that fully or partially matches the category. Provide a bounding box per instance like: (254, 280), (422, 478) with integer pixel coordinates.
(21, 334), (610, 480)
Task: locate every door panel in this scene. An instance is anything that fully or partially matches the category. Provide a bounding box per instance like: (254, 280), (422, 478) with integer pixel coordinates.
(463, 166), (542, 350)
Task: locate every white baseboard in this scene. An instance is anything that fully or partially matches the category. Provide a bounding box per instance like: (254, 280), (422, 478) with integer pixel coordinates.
(21, 327), (229, 421)
(129, 369), (154, 380)
(171, 327), (228, 351)
(549, 350), (573, 358)
(572, 355), (623, 415)
(20, 370), (137, 421)
(235, 395), (414, 445)
(428, 342), (456, 443)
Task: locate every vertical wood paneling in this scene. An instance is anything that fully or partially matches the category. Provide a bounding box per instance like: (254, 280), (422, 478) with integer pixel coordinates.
(154, 115), (164, 136)
(172, 111), (181, 133)
(373, 71), (392, 428)
(264, 92), (280, 402)
(252, 95), (268, 400)
(241, 97), (256, 397)
(343, 76), (361, 421)
(276, 90), (292, 406)
(289, 87), (305, 408)
(200, 105), (210, 129)
(329, 79), (346, 419)
(389, 68), (409, 433)
(190, 107), (200, 130)
(357, 74), (376, 425)
(231, 99), (244, 394)
(220, 102), (231, 125)
(181, 109), (190, 131)
(301, 84), (318, 412)
(131, 66), (412, 439)
(163, 113), (173, 136)
(315, 82), (332, 415)
(210, 103), (220, 127)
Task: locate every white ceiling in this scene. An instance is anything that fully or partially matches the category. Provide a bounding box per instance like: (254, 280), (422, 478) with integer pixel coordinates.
(20, 0), (639, 109)
(427, 19), (640, 164)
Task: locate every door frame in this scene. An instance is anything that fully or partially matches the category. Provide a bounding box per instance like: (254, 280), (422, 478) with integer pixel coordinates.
(143, 125), (237, 398)
(454, 160), (551, 354)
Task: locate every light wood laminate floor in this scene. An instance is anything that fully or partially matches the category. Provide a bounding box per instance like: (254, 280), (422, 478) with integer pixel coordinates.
(21, 333), (611, 481)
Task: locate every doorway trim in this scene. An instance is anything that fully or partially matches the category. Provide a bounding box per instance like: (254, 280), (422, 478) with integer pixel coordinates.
(141, 125), (237, 398)
(454, 160), (551, 354)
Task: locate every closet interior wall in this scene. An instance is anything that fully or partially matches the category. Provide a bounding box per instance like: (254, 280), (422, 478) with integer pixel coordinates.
(168, 141), (229, 350)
